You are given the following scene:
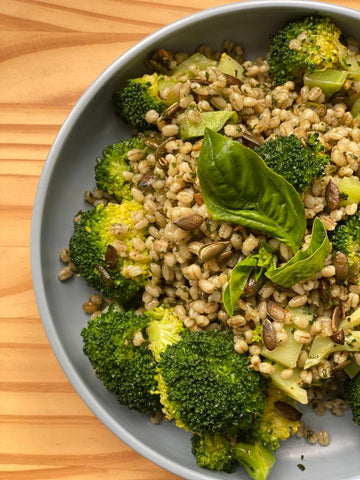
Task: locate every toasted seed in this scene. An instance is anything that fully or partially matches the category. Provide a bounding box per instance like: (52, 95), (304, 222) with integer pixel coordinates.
(274, 401), (303, 422)
(194, 192), (204, 205)
(174, 214), (203, 231)
(330, 328), (345, 345)
(325, 179), (340, 210)
(95, 264), (113, 287)
(331, 305), (342, 332)
(198, 241), (230, 262)
(262, 319), (277, 351)
(319, 278), (331, 304)
(158, 102), (181, 123)
(334, 251), (350, 282)
(242, 131), (264, 147)
(331, 359), (352, 374)
(224, 73), (243, 87)
(105, 245), (118, 269)
(155, 137), (176, 161)
(216, 250), (234, 266)
(143, 132), (163, 149)
(137, 170), (156, 192)
(146, 49), (175, 74)
(267, 301), (286, 322)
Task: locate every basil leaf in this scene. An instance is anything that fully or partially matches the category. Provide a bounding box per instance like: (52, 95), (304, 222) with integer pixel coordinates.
(223, 255), (258, 317)
(223, 243), (276, 316)
(197, 129), (306, 253)
(266, 218), (330, 287)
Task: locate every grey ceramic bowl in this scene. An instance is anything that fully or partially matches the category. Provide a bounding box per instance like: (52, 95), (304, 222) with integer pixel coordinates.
(31, 1), (360, 479)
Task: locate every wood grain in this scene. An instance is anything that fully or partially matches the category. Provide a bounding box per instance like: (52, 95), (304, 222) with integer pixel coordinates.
(1, 1), (359, 479)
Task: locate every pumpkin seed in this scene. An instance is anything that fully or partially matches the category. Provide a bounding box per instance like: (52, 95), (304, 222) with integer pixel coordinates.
(274, 401), (303, 422)
(262, 318), (277, 351)
(198, 241), (230, 262)
(105, 245), (118, 270)
(173, 214), (203, 231)
(325, 179), (340, 210)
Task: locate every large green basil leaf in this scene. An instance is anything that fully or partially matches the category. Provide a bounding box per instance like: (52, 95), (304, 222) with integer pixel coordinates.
(223, 255), (259, 317)
(197, 129), (306, 253)
(266, 218), (330, 287)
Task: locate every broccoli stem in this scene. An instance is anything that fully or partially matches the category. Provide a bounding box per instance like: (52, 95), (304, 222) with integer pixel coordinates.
(233, 441), (275, 480)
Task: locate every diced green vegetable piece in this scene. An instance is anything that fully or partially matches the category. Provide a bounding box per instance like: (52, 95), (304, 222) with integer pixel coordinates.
(171, 52), (217, 77)
(303, 69), (348, 97)
(179, 111), (238, 140)
(271, 364), (308, 404)
(157, 77), (180, 106)
(340, 307), (360, 331)
(304, 331), (360, 369)
(217, 53), (244, 80)
(351, 97), (360, 118)
(339, 177), (360, 205)
(261, 325), (303, 368)
(344, 360), (360, 379)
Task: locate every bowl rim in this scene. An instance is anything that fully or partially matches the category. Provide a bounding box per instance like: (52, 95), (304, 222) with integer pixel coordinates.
(31, 1), (360, 479)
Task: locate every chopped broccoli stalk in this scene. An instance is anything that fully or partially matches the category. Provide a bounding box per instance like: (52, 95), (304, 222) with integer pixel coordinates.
(254, 133), (330, 193)
(95, 136), (153, 201)
(304, 330), (360, 369)
(113, 73), (177, 130)
(69, 201), (150, 305)
(340, 307), (360, 331)
(191, 433), (275, 480)
(268, 15), (360, 85)
(179, 110), (238, 140)
(338, 178), (360, 205)
(258, 384), (301, 451)
(81, 306), (161, 414)
(329, 209), (360, 271)
(171, 52), (217, 77)
(344, 360), (360, 379)
(303, 69), (348, 97)
(351, 97), (360, 119)
(217, 53), (244, 80)
(261, 324), (303, 369)
(156, 328), (268, 436)
(344, 374), (360, 426)
(271, 364), (308, 404)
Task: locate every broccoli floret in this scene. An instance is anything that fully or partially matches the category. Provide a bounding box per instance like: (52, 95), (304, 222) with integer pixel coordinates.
(81, 305), (184, 414)
(95, 136), (153, 202)
(257, 384), (301, 451)
(268, 15), (360, 85)
(155, 328), (268, 437)
(145, 306), (184, 361)
(344, 373), (360, 426)
(69, 201), (150, 306)
(254, 133), (330, 193)
(191, 433), (275, 480)
(329, 208), (360, 272)
(81, 305), (161, 414)
(113, 73), (176, 130)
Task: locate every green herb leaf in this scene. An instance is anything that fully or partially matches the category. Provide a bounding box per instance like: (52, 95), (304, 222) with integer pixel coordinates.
(266, 218), (330, 287)
(223, 243), (276, 316)
(197, 129), (306, 253)
(223, 255), (258, 317)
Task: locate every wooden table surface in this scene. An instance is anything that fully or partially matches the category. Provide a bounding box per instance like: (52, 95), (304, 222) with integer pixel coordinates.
(1, 1), (359, 479)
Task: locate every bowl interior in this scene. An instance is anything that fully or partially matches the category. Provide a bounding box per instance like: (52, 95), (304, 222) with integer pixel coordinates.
(32, 2), (360, 479)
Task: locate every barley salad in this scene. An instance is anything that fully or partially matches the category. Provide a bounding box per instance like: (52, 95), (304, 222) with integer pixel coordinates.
(58, 14), (360, 480)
